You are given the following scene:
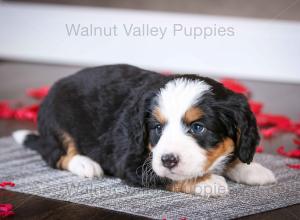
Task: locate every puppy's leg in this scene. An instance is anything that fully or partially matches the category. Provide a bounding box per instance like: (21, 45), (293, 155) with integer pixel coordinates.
(225, 160), (276, 185)
(168, 174), (229, 197)
(13, 130), (65, 169)
(57, 132), (103, 178)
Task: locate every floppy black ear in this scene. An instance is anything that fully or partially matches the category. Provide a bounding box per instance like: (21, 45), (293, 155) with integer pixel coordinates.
(112, 90), (154, 186)
(216, 92), (260, 164)
(229, 94), (260, 164)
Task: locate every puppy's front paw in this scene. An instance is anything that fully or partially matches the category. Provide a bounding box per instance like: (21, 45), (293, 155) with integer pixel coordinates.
(194, 174), (229, 197)
(226, 162), (276, 185)
(68, 155), (104, 178)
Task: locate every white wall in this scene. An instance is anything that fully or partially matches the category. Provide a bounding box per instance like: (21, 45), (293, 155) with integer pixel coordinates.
(0, 2), (300, 83)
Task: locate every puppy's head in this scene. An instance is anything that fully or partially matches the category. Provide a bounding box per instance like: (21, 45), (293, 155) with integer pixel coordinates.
(147, 76), (260, 181)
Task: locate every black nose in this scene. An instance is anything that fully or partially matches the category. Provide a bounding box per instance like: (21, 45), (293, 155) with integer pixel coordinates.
(161, 154), (179, 169)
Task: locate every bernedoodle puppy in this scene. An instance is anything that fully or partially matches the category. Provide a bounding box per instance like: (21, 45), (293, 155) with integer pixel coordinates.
(13, 64), (276, 197)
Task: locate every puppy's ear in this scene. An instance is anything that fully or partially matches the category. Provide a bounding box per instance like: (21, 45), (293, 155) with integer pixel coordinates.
(232, 94), (260, 163)
(112, 90), (154, 185)
(218, 93), (260, 164)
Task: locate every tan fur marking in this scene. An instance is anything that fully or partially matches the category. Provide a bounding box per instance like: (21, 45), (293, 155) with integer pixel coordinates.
(148, 143), (153, 151)
(167, 174), (211, 193)
(152, 107), (166, 124)
(204, 138), (234, 171)
(56, 132), (79, 170)
(184, 107), (204, 124)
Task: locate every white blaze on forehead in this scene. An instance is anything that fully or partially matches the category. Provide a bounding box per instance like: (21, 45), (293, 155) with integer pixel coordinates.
(152, 78), (211, 180)
(158, 78), (211, 120)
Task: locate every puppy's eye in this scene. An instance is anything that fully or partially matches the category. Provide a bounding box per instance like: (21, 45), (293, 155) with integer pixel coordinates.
(190, 122), (205, 135)
(155, 124), (163, 136)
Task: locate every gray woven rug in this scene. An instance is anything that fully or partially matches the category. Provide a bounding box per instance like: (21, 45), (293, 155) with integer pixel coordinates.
(0, 137), (299, 219)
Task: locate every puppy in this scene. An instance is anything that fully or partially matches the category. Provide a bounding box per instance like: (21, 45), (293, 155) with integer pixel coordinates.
(13, 64), (276, 197)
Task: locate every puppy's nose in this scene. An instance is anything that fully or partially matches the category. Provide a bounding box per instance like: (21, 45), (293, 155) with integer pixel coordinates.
(161, 154), (179, 169)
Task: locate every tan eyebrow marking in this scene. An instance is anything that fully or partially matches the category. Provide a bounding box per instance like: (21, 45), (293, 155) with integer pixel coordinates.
(152, 107), (167, 124)
(184, 107), (204, 124)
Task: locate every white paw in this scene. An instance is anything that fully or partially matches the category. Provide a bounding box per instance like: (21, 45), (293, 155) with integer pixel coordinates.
(194, 174), (229, 197)
(68, 155), (104, 178)
(12, 130), (34, 144)
(226, 162), (276, 185)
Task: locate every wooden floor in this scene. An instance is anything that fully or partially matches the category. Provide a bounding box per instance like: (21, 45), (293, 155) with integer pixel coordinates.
(0, 190), (150, 220)
(0, 61), (299, 219)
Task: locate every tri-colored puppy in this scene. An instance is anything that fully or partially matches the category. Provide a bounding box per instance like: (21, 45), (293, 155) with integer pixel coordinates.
(13, 64), (276, 197)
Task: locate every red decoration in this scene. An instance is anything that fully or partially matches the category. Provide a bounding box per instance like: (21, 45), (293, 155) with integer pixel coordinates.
(287, 164), (300, 169)
(220, 78), (250, 97)
(256, 146), (264, 153)
(292, 123), (300, 136)
(27, 86), (49, 100)
(260, 127), (279, 139)
(14, 104), (39, 123)
(276, 146), (300, 159)
(0, 204), (14, 217)
(0, 101), (39, 123)
(256, 114), (293, 130)
(249, 100), (263, 115)
(293, 139), (300, 146)
(0, 181), (15, 217)
(0, 182), (15, 188)
(0, 101), (15, 119)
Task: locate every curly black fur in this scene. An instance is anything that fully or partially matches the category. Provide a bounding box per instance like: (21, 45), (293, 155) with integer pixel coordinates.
(23, 64), (259, 187)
